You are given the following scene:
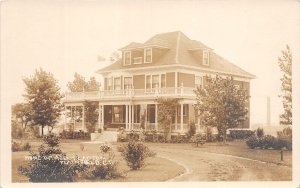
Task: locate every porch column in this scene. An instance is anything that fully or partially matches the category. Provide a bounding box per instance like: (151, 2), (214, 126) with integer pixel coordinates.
(132, 105), (134, 130)
(82, 105), (85, 131)
(64, 105), (67, 130)
(175, 105), (178, 130)
(129, 104), (132, 130)
(197, 110), (201, 131)
(101, 105), (104, 130)
(98, 102), (101, 131)
(125, 105), (128, 130)
(73, 106), (76, 129)
(155, 103), (158, 130)
(180, 103), (183, 132)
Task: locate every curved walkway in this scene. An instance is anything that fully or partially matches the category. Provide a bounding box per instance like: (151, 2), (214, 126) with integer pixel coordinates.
(150, 146), (292, 181)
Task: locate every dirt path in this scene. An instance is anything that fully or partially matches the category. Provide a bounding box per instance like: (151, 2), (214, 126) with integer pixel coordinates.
(150, 146), (292, 181)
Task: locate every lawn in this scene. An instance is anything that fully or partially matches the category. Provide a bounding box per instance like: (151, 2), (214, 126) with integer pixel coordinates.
(146, 140), (292, 167)
(11, 139), (185, 182)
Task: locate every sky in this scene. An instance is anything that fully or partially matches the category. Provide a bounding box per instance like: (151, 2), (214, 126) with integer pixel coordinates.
(1, 0), (300, 125)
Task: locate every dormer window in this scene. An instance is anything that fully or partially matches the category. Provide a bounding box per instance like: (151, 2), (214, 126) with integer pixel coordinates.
(203, 50), (210, 66)
(124, 51), (131, 65)
(144, 48), (152, 63)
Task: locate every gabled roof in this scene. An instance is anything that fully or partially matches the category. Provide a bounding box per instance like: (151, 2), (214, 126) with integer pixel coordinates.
(97, 31), (255, 79)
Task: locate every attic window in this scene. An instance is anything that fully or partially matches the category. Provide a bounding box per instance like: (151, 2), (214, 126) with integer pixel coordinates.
(203, 50), (210, 66)
(124, 51), (131, 65)
(144, 48), (152, 63)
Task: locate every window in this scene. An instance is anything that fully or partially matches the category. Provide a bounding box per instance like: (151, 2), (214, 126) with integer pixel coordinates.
(152, 75), (159, 89)
(178, 104), (189, 116)
(144, 48), (152, 63)
(114, 77), (121, 90)
(107, 78), (112, 90)
(161, 74), (166, 88)
(195, 75), (203, 89)
(203, 50), (210, 66)
(124, 51), (131, 65)
(124, 77), (132, 89)
(113, 105), (123, 123)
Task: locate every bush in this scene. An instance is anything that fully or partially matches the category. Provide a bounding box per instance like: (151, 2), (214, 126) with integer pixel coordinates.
(100, 144), (111, 153)
(121, 141), (156, 170)
(246, 136), (259, 149)
(59, 130), (90, 140)
(12, 140), (31, 152)
(18, 134), (85, 182)
(186, 122), (196, 138)
(84, 152), (122, 180)
(246, 134), (292, 150)
(256, 128), (264, 138)
(23, 142), (31, 151)
(228, 129), (255, 140)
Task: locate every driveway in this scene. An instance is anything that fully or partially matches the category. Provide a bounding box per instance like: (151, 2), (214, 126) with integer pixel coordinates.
(149, 144), (292, 181)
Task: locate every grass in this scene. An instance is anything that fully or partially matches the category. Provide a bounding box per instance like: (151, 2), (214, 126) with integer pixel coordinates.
(145, 140), (292, 167)
(11, 139), (185, 182)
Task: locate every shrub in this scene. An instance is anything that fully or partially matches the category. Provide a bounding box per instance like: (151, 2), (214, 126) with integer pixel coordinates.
(18, 134), (85, 182)
(23, 142), (31, 151)
(12, 140), (31, 152)
(256, 128), (264, 138)
(246, 134), (291, 150)
(228, 129), (255, 140)
(121, 141), (156, 170)
(186, 122), (196, 138)
(12, 140), (22, 152)
(100, 144), (111, 153)
(59, 130), (90, 140)
(246, 136), (259, 149)
(84, 151), (122, 180)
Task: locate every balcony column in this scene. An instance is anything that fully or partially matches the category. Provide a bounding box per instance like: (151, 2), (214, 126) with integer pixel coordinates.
(82, 105), (85, 131)
(125, 105), (128, 130)
(180, 103), (183, 132)
(155, 103), (158, 131)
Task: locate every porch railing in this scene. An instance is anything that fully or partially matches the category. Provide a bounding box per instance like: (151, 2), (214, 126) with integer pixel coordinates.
(64, 87), (196, 101)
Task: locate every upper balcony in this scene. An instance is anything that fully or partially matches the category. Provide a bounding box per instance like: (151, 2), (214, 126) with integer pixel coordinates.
(63, 86), (196, 102)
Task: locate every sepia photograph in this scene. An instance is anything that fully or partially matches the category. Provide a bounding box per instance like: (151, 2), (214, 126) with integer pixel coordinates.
(1, 0), (300, 187)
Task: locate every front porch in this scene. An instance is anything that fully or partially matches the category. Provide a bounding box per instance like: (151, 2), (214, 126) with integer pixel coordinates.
(63, 102), (201, 134)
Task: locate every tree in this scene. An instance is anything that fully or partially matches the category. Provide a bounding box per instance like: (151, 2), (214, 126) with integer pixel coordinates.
(12, 103), (33, 130)
(157, 97), (180, 141)
(194, 75), (249, 143)
(110, 51), (121, 63)
(278, 45), (292, 125)
(67, 72), (100, 92)
(83, 101), (99, 133)
(23, 68), (62, 136)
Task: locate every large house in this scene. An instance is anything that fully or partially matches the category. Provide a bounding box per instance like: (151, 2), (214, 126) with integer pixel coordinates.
(63, 31), (255, 134)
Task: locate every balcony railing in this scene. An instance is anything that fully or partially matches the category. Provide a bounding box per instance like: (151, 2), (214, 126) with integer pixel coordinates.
(64, 87), (196, 101)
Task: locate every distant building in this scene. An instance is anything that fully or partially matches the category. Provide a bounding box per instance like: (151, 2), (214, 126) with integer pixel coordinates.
(63, 31), (255, 133)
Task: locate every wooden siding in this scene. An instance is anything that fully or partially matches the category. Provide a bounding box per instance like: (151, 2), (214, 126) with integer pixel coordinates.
(166, 72), (175, 87)
(178, 72), (194, 87)
(133, 75), (145, 89)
